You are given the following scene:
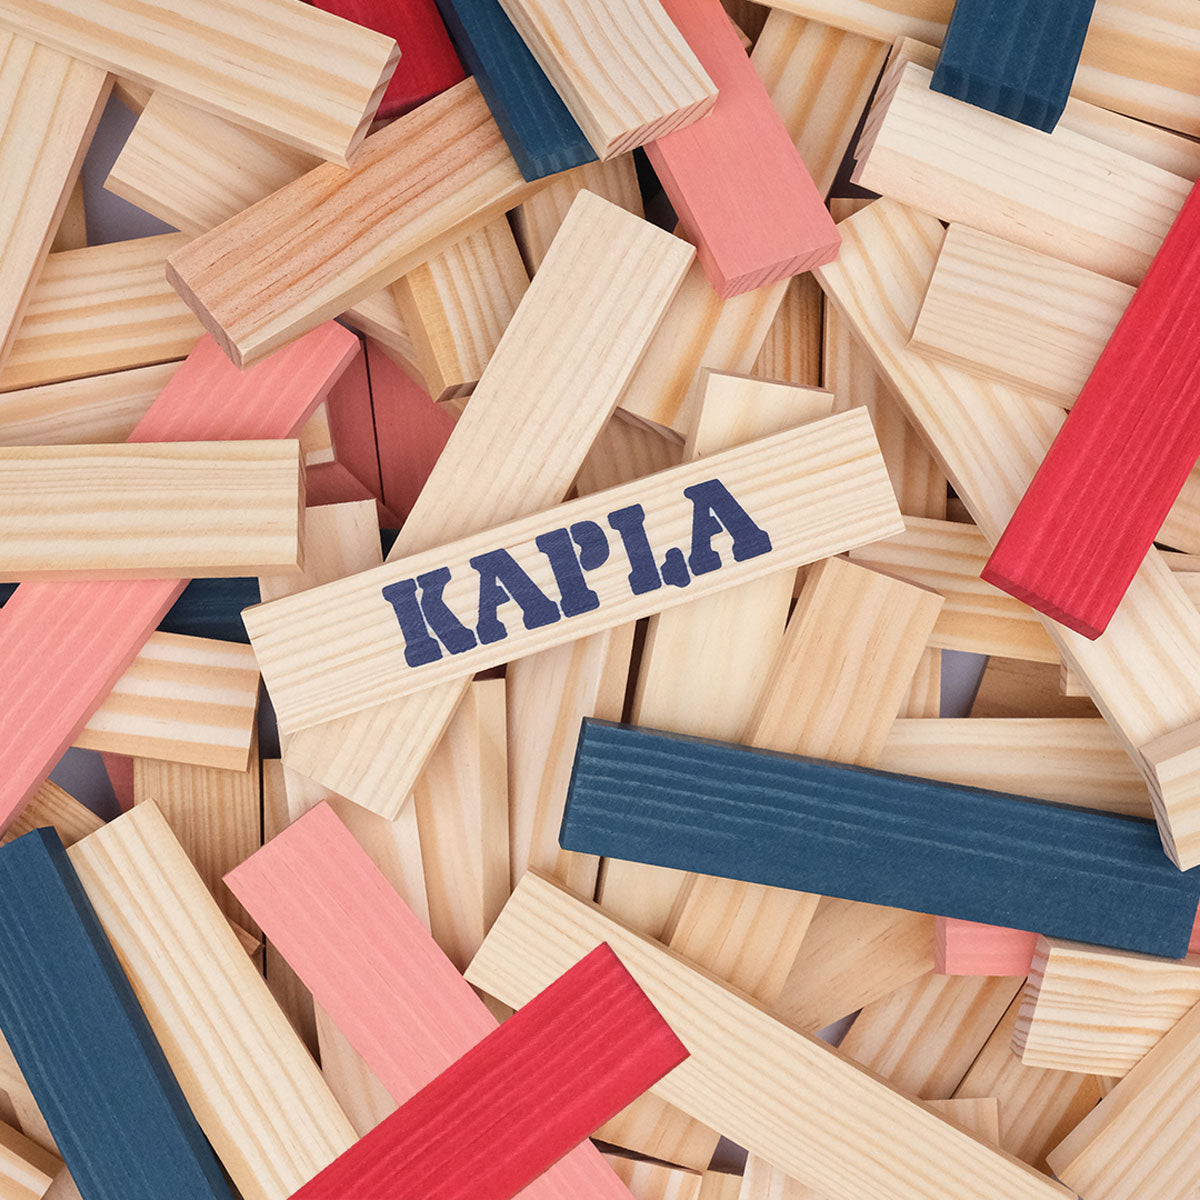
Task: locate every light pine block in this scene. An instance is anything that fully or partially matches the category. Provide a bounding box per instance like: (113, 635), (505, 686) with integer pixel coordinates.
(854, 59), (1191, 287)
(0, 441), (304, 580)
(50, 177), (85, 254)
(75, 632), (260, 772)
(68, 802), (356, 1200)
(467, 873), (1071, 1200)
(258, 498), (380, 605)
(0, 1118), (61, 1200)
(1016, 936), (1200, 1077)
(752, 273), (822, 387)
(970, 657), (1100, 720)
(0, 32), (109, 373)
(0, 780), (102, 849)
(494, 0), (717, 158)
(900, 648), (941, 717)
(313, 1006), (395, 1138)
(603, 1154), (702, 1200)
(167, 79), (542, 367)
(0, 0), (399, 162)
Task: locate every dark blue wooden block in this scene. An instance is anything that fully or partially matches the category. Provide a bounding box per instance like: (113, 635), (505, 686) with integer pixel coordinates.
(931, 0), (1096, 132)
(0, 829), (236, 1200)
(160, 577), (260, 643)
(431, 0), (597, 180)
(561, 720), (1200, 958)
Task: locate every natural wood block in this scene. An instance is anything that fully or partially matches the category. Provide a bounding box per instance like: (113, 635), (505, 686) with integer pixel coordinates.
(495, 0), (717, 158)
(0, 441), (303, 580)
(0, 780), (102, 849)
(51, 176), (85, 254)
(603, 1154), (702, 1200)
(259, 499), (380, 605)
(69, 802), (356, 1200)
(0, 0), (399, 162)
(0, 32), (109, 373)
(75, 632), (259, 772)
(167, 78), (542, 367)
(901, 647), (942, 717)
(246, 410), (903, 734)
(468, 872), (1071, 1200)
(752, 273), (823, 387)
(854, 59), (1191, 287)
(645, 0), (839, 297)
(0, 1117), (61, 1200)
(970, 657), (1100, 720)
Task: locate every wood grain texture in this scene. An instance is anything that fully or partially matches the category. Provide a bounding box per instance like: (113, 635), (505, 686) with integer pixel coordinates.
(246, 411), (903, 734)
(970, 656), (1100, 719)
(279, 193), (694, 813)
(603, 1155), (702, 1200)
(0, 33), (109, 374)
(645, 0), (838, 297)
(0, 0), (399, 161)
(0, 323), (357, 835)
(468, 872), (1071, 1200)
(167, 79), (541, 367)
(752, 273), (822, 386)
(0, 1117), (61, 1200)
(854, 59), (1191, 287)
(50, 175), (85, 254)
(0, 828), (236, 1200)
(69, 802), (355, 1200)
(0, 441), (303, 580)
(494, 0), (717, 158)
(258, 499), (380, 605)
(0, 779), (102, 849)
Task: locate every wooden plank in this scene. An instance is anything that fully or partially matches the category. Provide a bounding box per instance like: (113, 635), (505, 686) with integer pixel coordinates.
(815, 199), (1200, 870)
(495, 0), (716, 159)
(0, 323), (357, 834)
(561, 720), (1200, 958)
(0, 1118), (61, 1200)
(0, 0), (399, 162)
(467, 872), (1071, 1200)
(167, 78), (542, 367)
(223, 799), (653, 1200)
(278, 193), (695, 813)
(970, 657), (1100, 719)
(259, 499), (380, 605)
(900, 647), (942, 717)
(0, 780), (102, 849)
(936, 922), (1037, 978)
(0, 441), (303, 580)
(69, 802), (356, 1200)
(394, 217), (529, 402)
(1016, 936), (1200, 1077)
(0, 234), (202, 393)
(854, 59), (1191, 287)
(158, 577), (262, 644)
(50, 176), (85, 254)
(752, 273), (822, 386)
(645, 0), (838, 297)
(323, 353), (386, 516)
(0, 33), (109, 374)
(603, 1154), (702, 1200)
(1047, 994), (1200, 1199)
(246, 411), (904, 734)
(76, 632), (259, 772)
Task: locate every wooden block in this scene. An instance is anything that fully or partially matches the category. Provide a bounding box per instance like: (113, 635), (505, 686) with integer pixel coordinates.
(68, 802), (355, 1200)
(0, 828), (236, 1200)
(900, 647), (942, 717)
(816, 199), (1200, 870)
(322, 351), (386, 515)
(50, 177), (85, 254)
(970, 657), (1100, 719)
(429, 0), (596, 179)
(0, 441), (303, 580)
(603, 1154), (702, 1200)
(510, 157), (643, 272)
(313, 0), (464, 118)
(167, 79), (544, 367)
(983, 180), (1200, 638)
(840, 972), (1024, 1099)
(224, 800), (663, 1200)
(75, 632), (259, 772)
(0, 235), (203, 393)
(279, 194), (695, 813)
(0, 323), (355, 871)
(561, 720), (1200, 958)
(0, 780), (102, 849)
(750, 11), (889, 199)
(159, 577), (262, 645)
(854, 59), (1191, 287)
(259, 499), (380, 605)
(645, 0), (838, 297)
(313, 1006), (395, 1138)
(246, 410), (903, 734)
(0, 0), (399, 162)
(1016, 936), (1200, 1077)
(936, 922), (1038, 977)
(99, 751), (133, 812)
(0, 33), (109, 373)
(393, 217), (530, 402)
(752, 273), (822, 387)
(0, 1118), (61, 1200)
(467, 872), (1071, 1200)
(494, 0), (716, 159)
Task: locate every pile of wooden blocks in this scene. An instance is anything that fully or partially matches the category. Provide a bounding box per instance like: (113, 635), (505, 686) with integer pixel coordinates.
(0, 0), (1198, 1196)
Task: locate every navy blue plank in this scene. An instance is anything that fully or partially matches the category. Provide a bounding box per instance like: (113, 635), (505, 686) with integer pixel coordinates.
(561, 720), (1200, 958)
(160, 577), (260, 643)
(0, 829), (236, 1200)
(431, 0), (596, 180)
(931, 0), (1096, 132)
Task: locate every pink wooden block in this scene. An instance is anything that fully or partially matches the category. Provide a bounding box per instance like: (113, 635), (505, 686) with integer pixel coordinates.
(935, 917), (1039, 976)
(646, 0), (839, 297)
(99, 751), (135, 812)
(0, 325), (359, 833)
(224, 802), (638, 1200)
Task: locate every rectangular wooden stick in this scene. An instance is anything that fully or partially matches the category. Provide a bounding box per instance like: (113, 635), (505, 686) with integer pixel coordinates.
(0, 1117), (61, 1200)
(0, 779), (102, 849)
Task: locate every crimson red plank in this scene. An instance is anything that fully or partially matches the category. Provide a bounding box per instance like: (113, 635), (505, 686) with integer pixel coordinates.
(99, 751), (134, 812)
(984, 180), (1200, 637)
(646, 0), (838, 297)
(0, 325), (359, 833)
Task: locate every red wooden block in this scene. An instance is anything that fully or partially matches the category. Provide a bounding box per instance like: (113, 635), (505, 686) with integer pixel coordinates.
(935, 917), (1038, 976)
(326, 344), (385, 505)
(983, 179), (1200, 638)
(645, 0), (839, 297)
(305, 461), (376, 508)
(0, 326), (358, 833)
(100, 751), (134, 812)
(313, 0), (466, 119)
